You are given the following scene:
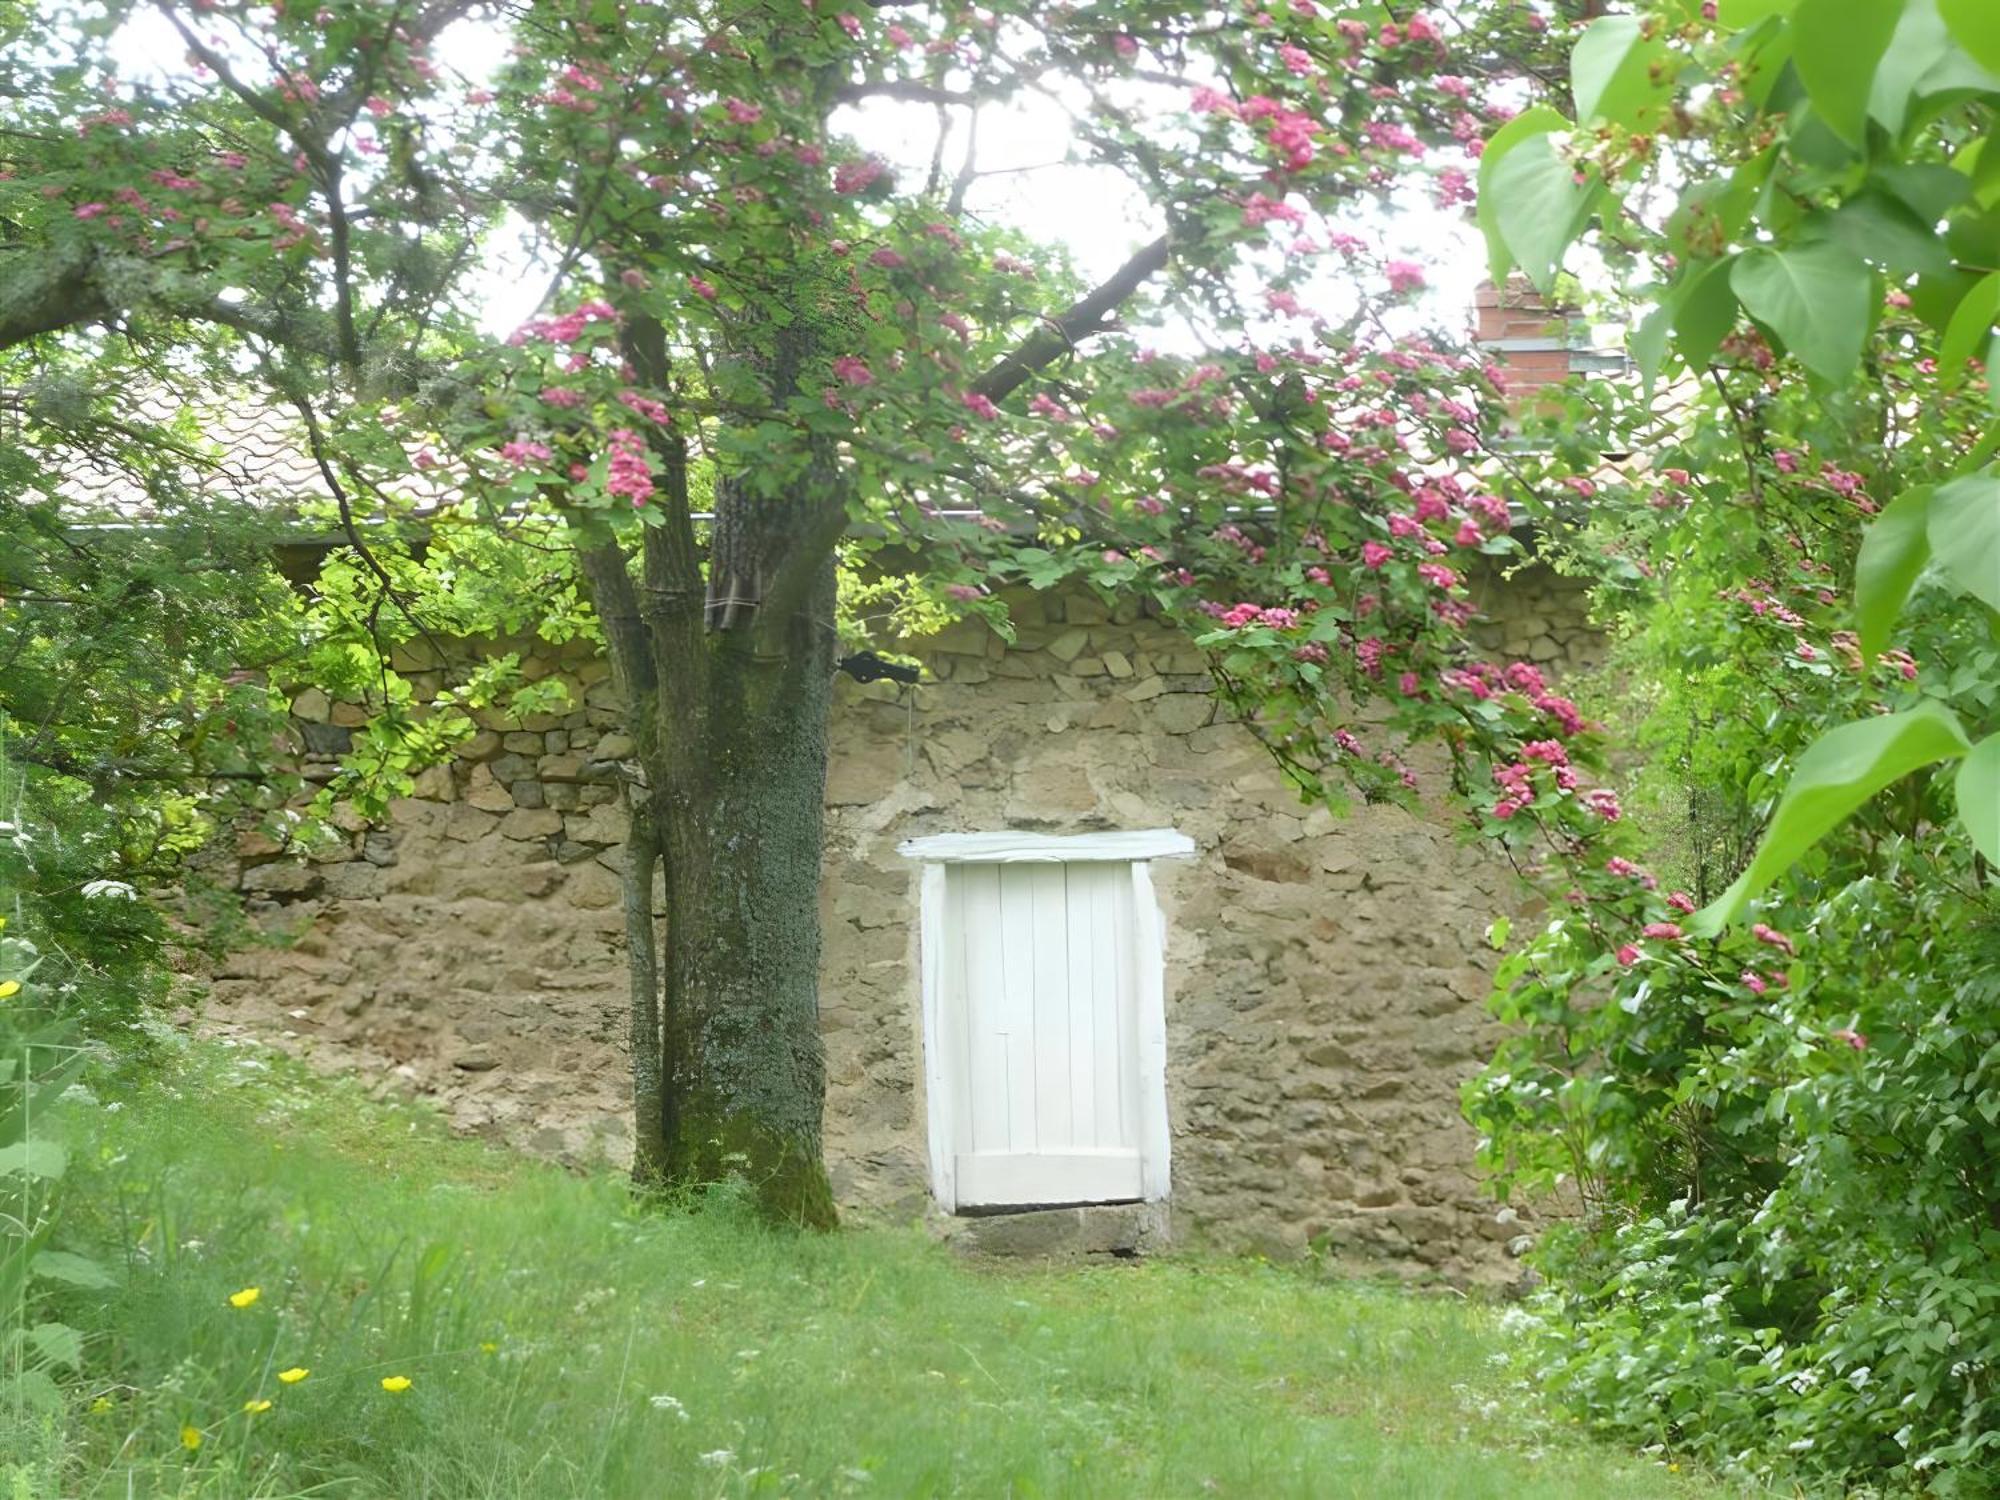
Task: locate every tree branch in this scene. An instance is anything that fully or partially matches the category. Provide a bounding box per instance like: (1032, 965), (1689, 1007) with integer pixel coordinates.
(833, 79), (976, 107)
(969, 233), (1170, 405)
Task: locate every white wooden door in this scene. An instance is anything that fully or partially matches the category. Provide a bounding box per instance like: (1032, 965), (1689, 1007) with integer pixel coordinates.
(935, 860), (1145, 1207)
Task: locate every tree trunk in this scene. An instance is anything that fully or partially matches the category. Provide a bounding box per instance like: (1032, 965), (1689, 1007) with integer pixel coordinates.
(640, 550), (839, 1228)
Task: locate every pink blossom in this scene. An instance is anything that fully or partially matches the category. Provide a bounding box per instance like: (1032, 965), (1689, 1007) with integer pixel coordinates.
(1361, 541), (1394, 569)
(1641, 923), (1684, 941)
(540, 386), (584, 408)
(724, 98), (762, 124)
(1028, 393), (1073, 423)
(1666, 890), (1696, 914)
(868, 247), (906, 269)
(1384, 261), (1426, 294)
(1829, 1027), (1867, 1050)
(499, 438), (553, 468)
(834, 157), (886, 194)
(1615, 944), (1642, 967)
(831, 355), (874, 387)
(689, 275), (718, 301)
(73, 203), (109, 220)
(618, 390), (671, 424)
(960, 390), (1000, 421)
(837, 11), (862, 37)
(945, 582), (982, 601)
(1741, 970), (1768, 995)
(1581, 788), (1622, 820)
(1751, 922), (1796, 956)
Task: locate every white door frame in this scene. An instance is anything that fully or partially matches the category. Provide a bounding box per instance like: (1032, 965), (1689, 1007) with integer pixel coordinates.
(900, 829), (1191, 1212)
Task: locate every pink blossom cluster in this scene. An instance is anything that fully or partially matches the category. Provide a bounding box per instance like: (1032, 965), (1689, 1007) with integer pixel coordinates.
(605, 427), (653, 506)
(512, 300), (618, 346)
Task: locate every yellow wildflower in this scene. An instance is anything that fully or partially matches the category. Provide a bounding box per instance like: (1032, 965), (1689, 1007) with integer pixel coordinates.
(88, 1396), (113, 1415)
(277, 1366), (309, 1384)
(228, 1287), (260, 1309)
(479, 1341), (498, 1355)
(180, 1425), (203, 1452)
(0, 980), (19, 1000)
(243, 1398), (272, 1414)
(380, 1375), (412, 1394)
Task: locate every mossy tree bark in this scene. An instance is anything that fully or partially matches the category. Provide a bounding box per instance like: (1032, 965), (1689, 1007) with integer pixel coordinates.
(574, 309), (846, 1226)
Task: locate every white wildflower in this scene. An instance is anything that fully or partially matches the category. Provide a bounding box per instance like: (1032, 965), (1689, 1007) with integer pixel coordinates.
(81, 879), (136, 900)
(697, 1450), (735, 1469)
(647, 1394), (689, 1420)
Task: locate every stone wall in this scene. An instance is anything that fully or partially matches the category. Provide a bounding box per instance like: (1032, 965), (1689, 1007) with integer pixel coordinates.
(201, 568), (1599, 1286)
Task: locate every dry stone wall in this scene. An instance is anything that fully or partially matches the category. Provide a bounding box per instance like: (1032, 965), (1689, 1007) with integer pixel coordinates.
(201, 568), (1599, 1286)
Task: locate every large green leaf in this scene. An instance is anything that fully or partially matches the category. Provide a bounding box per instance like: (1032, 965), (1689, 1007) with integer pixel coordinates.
(1697, 701), (1973, 929)
(1939, 271), (2000, 389)
(1676, 257), (1741, 372)
(1870, 0), (1954, 136)
(1476, 106), (1571, 283)
(1571, 15), (1671, 127)
(1720, 0), (1798, 21)
(1855, 484), (1933, 659)
(30, 1251), (115, 1289)
(1731, 241), (1873, 382)
(29, 1323), (83, 1372)
(1793, 0), (1905, 145)
(0, 1139), (66, 1179)
(1825, 192), (1954, 275)
(1927, 473), (2000, 611)
(1941, 0), (2000, 74)
(1488, 133), (1598, 293)
(1958, 731), (2000, 865)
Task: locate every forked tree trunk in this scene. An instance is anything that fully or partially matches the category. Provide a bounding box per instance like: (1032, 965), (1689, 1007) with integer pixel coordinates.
(582, 517), (840, 1228)
(648, 562), (838, 1227)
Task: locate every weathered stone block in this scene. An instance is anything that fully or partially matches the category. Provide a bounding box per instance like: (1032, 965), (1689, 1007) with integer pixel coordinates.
(290, 687), (331, 722)
(1151, 693), (1212, 734)
(500, 808), (563, 841)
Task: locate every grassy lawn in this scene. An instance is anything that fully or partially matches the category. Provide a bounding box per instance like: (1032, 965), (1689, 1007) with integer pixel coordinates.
(29, 1042), (1738, 1498)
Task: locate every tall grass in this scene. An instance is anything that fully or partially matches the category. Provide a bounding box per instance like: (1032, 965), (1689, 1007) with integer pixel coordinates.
(38, 1042), (1740, 1498)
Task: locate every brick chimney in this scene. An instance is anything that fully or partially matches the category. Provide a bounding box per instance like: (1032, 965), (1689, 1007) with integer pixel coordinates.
(1473, 278), (1580, 403)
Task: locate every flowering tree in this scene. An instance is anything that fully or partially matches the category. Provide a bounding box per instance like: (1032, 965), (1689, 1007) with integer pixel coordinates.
(3, 0), (1583, 1220)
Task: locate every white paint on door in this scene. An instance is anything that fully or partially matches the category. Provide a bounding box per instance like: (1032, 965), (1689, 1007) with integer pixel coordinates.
(908, 844), (1179, 1212)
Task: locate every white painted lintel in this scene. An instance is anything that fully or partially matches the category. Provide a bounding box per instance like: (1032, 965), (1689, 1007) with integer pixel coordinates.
(898, 829), (1194, 864)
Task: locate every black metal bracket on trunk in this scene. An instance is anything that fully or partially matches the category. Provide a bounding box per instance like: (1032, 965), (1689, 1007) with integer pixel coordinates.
(835, 651), (921, 685)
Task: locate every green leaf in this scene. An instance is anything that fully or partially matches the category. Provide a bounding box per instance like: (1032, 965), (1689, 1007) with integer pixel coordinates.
(1855, 484), (1933, 659)
(1720, 0), (1798, 21)
(1571, 15), (1670, 127)
(1793, 0), (1905, 145)
(1476, 106), (1572, 283)
(1940, 271), (2000, 388)
(1631, 298), (1674, 392)
(1489, 134), (1599, 292)
(1957, 732), (2000, 864)
(1825, 192), (1954, 275)
(29, 1322), (83, 1371)
(1927, 473), (2000, 611)
(1876, 162), (1974, 221)
(1676, 258), (1740, 371)
(0, 1139), (66, 1179)
(1869, 0), (1954, 136)
(1731, 241), (1873, 381)
(1941, 0), (2000, 73)
(29, 1251), (115, 1289)
(1697, 702), (1973, 929)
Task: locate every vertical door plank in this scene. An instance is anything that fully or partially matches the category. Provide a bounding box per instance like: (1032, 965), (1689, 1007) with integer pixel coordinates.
(956, 863), (1009, 1154)
(994, 865), (1040, 1152)
(1026, 862), (1073, 1149)
(1085, 863), (1126, 1146)
(1063, 865), (1098, 1150)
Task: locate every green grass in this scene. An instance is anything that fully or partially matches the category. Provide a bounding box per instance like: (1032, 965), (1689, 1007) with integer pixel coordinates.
(24, 1041), (1741, 1498)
